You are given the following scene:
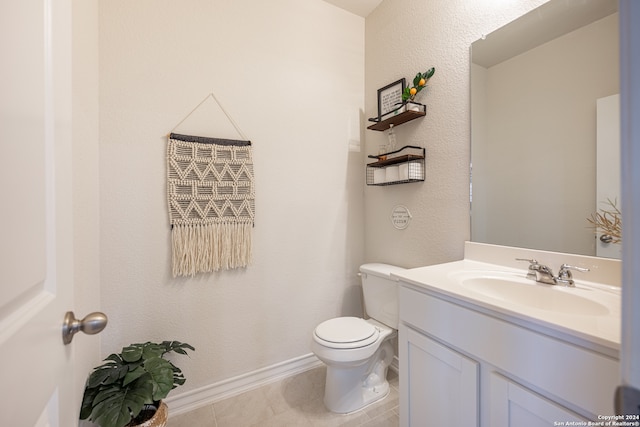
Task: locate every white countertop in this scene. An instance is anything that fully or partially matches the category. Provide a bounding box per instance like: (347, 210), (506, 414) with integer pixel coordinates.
(393, 257), (621, 356)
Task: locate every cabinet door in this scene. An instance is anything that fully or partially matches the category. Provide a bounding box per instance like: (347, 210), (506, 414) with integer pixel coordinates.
(400, 325), (479, 426)
(490, 373), (587, 427)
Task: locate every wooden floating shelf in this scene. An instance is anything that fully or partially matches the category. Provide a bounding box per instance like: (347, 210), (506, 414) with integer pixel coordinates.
(366, 154), (425, 168)
(367, 107), (426, 131)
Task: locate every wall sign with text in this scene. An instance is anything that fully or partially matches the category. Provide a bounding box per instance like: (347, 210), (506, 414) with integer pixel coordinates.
(391, 205), (412, 230)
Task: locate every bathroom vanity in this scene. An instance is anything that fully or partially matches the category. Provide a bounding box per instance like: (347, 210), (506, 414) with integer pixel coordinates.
(394, 242), (621, 427)
(394, 1), (623, 424)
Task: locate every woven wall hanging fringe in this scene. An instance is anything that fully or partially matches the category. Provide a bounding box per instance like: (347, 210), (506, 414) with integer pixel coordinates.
(167, 133), (254, 277)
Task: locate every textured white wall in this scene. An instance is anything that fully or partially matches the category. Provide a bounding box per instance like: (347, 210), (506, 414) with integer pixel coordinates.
(99, 0), (365, 393)
(364, 0), (548, 268)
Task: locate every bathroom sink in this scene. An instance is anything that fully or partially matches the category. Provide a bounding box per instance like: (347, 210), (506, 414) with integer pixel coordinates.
(392, 249), (621, 351)
(453, 273), (610, 316)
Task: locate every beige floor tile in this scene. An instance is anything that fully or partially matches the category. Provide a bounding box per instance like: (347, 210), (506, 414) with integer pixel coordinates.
(171, 365), (399, 427)
(364, 410), (400, 427)
(301, 396), (371, 427)
(166, 404), (216, 427)
(249, 407), (314, 427)
(263, 366), (326, 414)
(388, 369), (399, 390)
(213, 387), (275, 427)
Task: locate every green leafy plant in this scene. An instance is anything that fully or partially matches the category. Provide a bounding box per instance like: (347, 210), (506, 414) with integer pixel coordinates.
(402, 67), (435, 101)
(80, 341), (195, 427)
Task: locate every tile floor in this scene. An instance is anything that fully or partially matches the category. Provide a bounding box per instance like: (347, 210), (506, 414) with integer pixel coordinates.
(167, 366), (399, 427)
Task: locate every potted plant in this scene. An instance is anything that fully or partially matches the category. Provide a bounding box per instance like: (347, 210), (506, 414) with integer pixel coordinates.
(80, 340), (195, 427)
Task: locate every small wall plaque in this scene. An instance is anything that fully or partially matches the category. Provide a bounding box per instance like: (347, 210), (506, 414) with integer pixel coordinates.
(391, 205), (412, 230)
(377, 78), (406, 118)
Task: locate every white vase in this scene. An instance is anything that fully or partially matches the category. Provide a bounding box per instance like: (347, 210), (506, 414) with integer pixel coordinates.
(407, 102), (422, 112)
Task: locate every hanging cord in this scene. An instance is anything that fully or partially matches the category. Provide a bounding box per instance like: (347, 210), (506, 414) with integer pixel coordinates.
(168, 92), (249, 141)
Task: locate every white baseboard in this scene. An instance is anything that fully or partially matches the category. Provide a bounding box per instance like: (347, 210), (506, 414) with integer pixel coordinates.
(165, 353), (323, 417)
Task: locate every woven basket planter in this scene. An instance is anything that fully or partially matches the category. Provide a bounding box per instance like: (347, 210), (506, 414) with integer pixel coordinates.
(135, 401), (168, 427)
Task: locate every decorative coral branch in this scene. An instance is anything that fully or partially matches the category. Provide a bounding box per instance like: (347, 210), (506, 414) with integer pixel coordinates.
(587, 199), (622, 243)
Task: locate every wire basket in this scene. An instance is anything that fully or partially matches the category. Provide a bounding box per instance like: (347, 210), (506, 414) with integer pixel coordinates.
(366, 146), (425, 186)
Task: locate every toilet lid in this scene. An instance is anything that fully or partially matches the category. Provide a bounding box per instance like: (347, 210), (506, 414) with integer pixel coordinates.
(314, 317), (378, 348)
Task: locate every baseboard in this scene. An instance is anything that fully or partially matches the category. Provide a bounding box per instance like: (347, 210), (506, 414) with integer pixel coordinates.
(165, 353), (323, 417)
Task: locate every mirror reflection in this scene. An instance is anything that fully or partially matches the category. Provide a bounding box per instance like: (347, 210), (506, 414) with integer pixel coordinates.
(470, 0), (620, 258)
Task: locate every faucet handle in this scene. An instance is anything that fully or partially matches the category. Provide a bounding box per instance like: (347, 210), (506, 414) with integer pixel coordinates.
(558, 263), (589, 274)
(516, 258), (539, 279)
(556, 264), (590, 286)
(516, 258), (538, 265)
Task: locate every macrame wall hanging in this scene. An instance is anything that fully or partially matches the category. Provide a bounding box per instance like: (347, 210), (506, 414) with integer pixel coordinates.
(167, 94), (255, 277)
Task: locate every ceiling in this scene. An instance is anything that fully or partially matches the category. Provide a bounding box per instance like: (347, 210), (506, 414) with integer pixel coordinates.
(321, 0), (383, 17)
(472, 0), (618, 68)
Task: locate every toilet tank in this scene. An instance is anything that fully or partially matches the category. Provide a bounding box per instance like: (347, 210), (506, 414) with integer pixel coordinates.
(360, 263), (406, 329)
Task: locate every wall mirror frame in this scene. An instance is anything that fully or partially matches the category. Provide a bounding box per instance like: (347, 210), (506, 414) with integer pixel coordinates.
(470, 0), (620, 258)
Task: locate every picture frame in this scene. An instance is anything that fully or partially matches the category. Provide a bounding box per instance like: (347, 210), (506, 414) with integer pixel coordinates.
(377, 78), (406, 118)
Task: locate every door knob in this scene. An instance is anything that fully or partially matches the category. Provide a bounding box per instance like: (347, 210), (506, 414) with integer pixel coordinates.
(62, 311), (108, 345)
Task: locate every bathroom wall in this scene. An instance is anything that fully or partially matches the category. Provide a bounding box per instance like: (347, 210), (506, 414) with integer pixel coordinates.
(94, 0), (557, 407)
(364, 0), (549, 268)
(98, 0), (365, 395)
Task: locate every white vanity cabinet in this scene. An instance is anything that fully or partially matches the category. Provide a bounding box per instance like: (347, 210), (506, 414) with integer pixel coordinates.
(400, 325), (479, 426)
(490, 373), (584, 426)
(399, 283), (620, 427)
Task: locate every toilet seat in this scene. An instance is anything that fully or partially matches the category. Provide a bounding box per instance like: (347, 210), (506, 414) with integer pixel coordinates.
(314, 317), (379, 349)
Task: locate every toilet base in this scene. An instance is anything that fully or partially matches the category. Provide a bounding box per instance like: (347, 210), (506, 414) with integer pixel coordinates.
(325, 383), (390, 415)
(322, 340), (394, 414)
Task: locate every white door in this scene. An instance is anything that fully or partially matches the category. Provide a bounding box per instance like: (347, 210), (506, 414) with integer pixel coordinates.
(596, 94), (621, 259)
(0, 1), (98, 426)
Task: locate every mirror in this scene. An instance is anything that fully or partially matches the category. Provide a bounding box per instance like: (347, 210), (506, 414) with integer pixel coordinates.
(470, 0), (620, 258)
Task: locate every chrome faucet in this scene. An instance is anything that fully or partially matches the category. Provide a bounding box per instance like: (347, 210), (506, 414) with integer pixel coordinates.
(516, 259), (589, 287)
(555, 263), (590, 286)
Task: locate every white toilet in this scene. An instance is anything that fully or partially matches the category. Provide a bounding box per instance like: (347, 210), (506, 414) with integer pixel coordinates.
(311, 263), (405, 414)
